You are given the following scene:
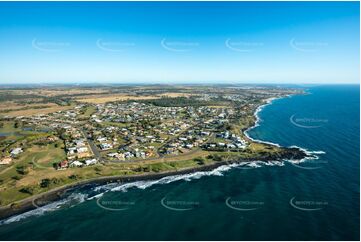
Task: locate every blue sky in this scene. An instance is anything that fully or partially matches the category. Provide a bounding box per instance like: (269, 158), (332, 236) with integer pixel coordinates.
(0, 1), (359, 84)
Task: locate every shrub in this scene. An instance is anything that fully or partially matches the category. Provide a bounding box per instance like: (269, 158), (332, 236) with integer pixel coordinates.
(19, 187), (34, 195)
(16, 165), (28, 175)
(194, 157), (205, 165)
(40, 178), (51, 188)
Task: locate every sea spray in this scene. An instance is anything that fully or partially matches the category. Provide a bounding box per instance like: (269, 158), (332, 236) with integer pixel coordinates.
(92, 163), (242, 196)
(0, 193), (88, 225)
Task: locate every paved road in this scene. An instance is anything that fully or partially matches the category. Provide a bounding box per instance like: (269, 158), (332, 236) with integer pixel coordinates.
(156, 113), (218, 157)
(80, 129), (102, 160)
(78, 119), (214, 164)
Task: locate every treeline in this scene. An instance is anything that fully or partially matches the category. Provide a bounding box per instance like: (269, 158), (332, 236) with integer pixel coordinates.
(16, 97), (72, 106)
(0, 93), (43, 102)
(135, 97), (215, 107)
(0, 92), (72, 106)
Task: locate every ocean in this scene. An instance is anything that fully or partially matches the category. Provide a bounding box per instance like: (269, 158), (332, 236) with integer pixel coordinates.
(0, 85), (359, 240)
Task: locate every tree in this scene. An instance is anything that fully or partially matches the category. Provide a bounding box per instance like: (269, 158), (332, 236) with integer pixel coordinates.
(14, 122), (19, 129)
(11, 175), (20, 180)
(19, 186), (33, 195)
(211, 154), (222, 162)
(40, 178), (51, 188)
(16, 165), (28, 175)
(68, 174), (78, 180)
(194, 157), (205, 165)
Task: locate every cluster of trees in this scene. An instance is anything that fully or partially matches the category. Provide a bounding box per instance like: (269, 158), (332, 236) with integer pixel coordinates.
(193, 157), (205, 165)
(19, 186), (34, 195)
(206, 154), (223, 162)
(136, 119), (161, 129)
(14, 121), (23, 129)
(39, 177), (63, 188)
(136, 97), (210, 107)
(0, 93), (43, 102)
(16, 165), (28, 175)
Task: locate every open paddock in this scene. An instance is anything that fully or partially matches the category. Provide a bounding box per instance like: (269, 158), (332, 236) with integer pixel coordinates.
(76, 92), (193, 104)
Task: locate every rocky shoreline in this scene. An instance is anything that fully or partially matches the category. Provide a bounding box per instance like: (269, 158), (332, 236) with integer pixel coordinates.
(0, 160), (233, 221)
(0, 146), (308, 221)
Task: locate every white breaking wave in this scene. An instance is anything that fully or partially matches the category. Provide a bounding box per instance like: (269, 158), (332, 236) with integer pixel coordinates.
(95, 163), (240, 194)
(286, 145), (326, 164)
(244, 97), (326, 164)
(289, 145), (326, 155)
(91, 160), (288, 197)
(0, 154), (318, 225)
(0, 193), (88, 225)
(0, 163), (247, 225)
(244, 97), (282, 147)
(239, 160), (285, 168)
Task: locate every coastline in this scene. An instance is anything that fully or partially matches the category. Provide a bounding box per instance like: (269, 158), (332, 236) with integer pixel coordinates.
(244, 94), (324, 163)
(0, 159), (246, 221)
(0, 94), (309, 222)
(244, 96), (282, 147)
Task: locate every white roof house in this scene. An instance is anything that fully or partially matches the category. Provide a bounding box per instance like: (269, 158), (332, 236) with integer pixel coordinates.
(85, 159), (97, 166)
(11, 148), (23, 156)
(70, 160), (83, 167)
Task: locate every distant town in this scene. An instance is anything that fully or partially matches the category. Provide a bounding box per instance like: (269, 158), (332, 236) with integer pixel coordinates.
(0, 85), (307, 207)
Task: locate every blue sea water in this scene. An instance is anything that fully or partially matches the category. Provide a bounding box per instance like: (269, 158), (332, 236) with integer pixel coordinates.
(0, 85), (359, 240)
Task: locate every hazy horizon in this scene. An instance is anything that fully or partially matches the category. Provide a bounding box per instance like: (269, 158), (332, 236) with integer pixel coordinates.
(0, 81), (359, 87)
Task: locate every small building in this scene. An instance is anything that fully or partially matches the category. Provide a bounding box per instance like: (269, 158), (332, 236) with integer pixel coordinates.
(226, 144), (236, 149)
(185, 144), (193, 149)
(235, 143), (246, 149)
(107, 153), (119, 158)
(57, 160), (68, 170)
(97, 137), (107, 142)
(10, 148), (23, 157)
(70, 160), (83, 167)
(100, 143), (113, 150)
(77, 147), (88, 153)
(85, 159), (97, 166)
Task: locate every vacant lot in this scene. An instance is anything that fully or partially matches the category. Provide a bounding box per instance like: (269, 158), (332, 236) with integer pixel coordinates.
(77, 92), (193, 104)
(0, 102), (72, 117)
